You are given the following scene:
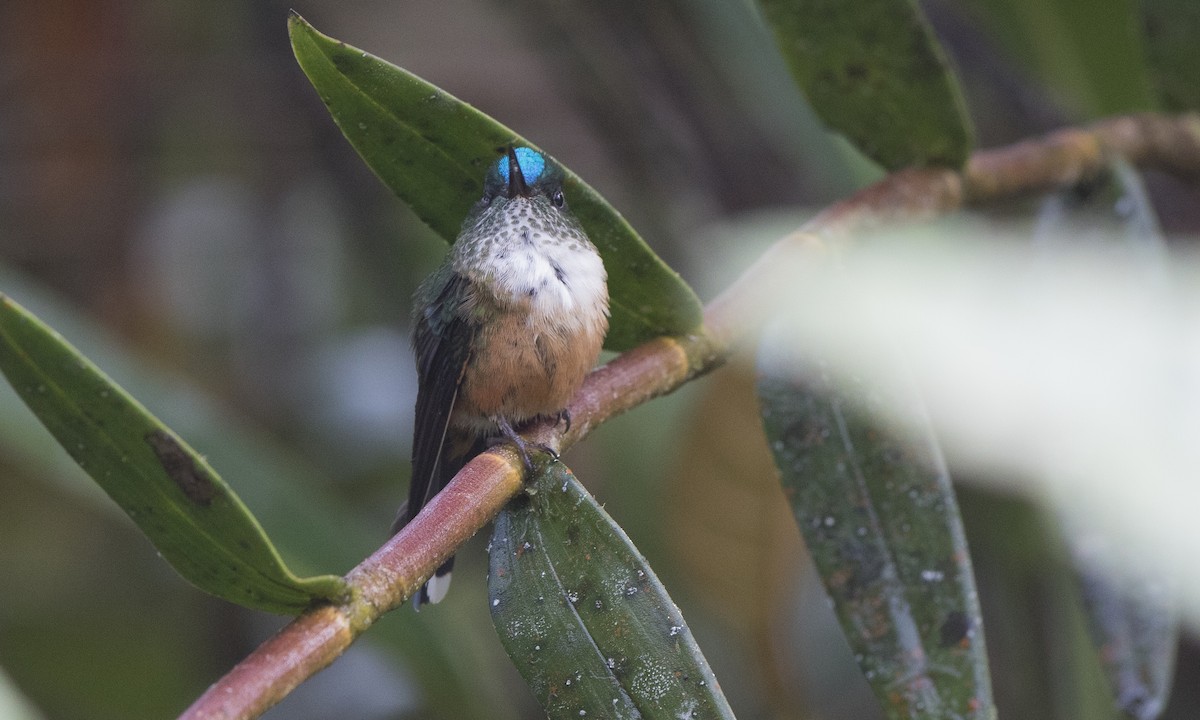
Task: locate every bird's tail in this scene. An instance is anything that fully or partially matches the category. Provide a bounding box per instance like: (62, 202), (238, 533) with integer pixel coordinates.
(392, 430), (484, 607)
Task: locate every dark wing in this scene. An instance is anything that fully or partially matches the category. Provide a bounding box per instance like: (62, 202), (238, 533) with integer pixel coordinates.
(391, 271), (476, 536)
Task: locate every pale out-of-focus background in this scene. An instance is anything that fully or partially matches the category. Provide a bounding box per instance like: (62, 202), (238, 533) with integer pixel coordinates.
(1, 1), (1198, 719)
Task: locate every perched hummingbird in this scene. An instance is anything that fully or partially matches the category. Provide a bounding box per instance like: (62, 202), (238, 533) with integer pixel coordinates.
(393, 146), (609, 605)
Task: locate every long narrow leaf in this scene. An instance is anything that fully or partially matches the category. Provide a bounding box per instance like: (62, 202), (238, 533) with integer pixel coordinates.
(489, 462), (735, 720)
(755, 0), (973, 170)
(1067, 526), (1178, 720)
(1034, 159), (1178, 720)
(1140, 0), (1200, 111)
(288, 13), (703, 351)
(0, 266), (514, 718)
(965, 0), (1155, 115)
(0, 294), (346, 615)
(758, 348), (994, 720)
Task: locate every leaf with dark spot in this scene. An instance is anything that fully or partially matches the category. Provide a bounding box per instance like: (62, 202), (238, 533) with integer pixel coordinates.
(939, 611), (970, 648)
(145, 430), (215, 506)
(758, 343), (994, 719)
(0, 294), (346, 615)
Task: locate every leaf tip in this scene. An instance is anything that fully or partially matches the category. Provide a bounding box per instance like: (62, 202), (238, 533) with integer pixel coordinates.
(286, 9), (311, 40)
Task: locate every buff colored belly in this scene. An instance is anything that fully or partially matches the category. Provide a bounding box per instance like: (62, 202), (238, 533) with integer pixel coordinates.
(454, 309), (604, 427)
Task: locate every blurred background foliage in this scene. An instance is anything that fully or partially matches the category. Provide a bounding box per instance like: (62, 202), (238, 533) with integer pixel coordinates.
(0, 0), (1197, 718)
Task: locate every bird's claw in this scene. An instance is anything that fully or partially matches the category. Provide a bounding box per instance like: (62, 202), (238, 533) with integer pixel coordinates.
(496, 417), (559, 473)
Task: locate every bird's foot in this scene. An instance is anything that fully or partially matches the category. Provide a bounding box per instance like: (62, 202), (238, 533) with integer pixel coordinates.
(496, 417), (559, 473)
(554, 408), (572, 433)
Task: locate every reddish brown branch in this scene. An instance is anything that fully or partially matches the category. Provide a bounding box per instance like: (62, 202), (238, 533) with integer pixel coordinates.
(179, 111), (1200, 720)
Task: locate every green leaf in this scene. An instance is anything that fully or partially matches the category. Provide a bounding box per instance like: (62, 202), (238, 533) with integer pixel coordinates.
(488, 462), (734, 720)
(758, 352), (994, 720)
(287, 13), (703, 352)
(1065, 523), (1178, 720)
(963, 0), (1156, 116)
(1140, 0), (1200, 111)
(0, 294), (347, 615)
(1033, 160), (1176, 720)
(755, 0), (973, 170)
(0, 266), (515, 719)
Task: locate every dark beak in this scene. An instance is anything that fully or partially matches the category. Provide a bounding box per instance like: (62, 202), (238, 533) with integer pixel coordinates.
(505, 146), (531, 198)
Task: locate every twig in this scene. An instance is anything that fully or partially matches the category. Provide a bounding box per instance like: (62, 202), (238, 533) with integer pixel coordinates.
(179, 111), (1200, 720)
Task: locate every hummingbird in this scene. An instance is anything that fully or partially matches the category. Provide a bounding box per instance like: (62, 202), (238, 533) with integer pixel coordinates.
(393, 146), (610, 605)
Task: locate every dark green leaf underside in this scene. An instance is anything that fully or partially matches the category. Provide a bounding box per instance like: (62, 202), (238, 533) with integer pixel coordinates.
(758, 354), (993, 719)
(1035, 161), (1177, 720)
(489, 462), (734, 720)
(756, 0), (973, 170)
(1068, 525), (1178, 720)
(0, 294), (346, 615)
(288, 13), (703, 351)
(962, 0), (1155, 116)
(1140, 0), (1200, 111)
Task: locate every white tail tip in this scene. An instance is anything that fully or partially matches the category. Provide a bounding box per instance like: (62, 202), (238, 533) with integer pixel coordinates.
(425, 572), (453, 604)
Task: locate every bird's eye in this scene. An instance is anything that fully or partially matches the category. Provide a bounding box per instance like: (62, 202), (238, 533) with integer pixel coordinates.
(551, 190), (565, 208)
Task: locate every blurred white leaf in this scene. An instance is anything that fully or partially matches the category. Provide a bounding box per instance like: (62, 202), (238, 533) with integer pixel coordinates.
(754, 219), (1200, 623)
(0, 668), (45, 720)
